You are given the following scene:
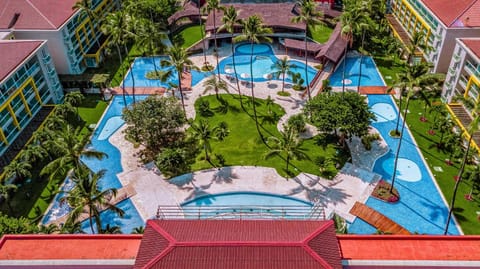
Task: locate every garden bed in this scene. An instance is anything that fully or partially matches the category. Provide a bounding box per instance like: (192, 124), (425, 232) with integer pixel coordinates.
(371, 179), (400, 203)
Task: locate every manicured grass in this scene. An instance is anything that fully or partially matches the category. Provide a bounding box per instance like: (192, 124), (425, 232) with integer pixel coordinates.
(309, 25), (333, 44)
(176, 25), (204, 49)
(190, 94), (348, 177)
(374, 56), (405, 86)
(400, 98), (480, 234)
(0, 96), (109, 220)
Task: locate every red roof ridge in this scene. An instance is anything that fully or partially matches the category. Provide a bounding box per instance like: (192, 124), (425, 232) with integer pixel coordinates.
(449, 0), (480, 26)
(24, 0), (56, 28)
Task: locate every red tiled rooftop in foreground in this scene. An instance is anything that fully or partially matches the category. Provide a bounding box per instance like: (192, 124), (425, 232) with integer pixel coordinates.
(461, 38), (480, 60)
(134, 219), (342, 269)
(0, 40), (43, 82)
(338, 235), (480, 261)
(0, 0), (78, 30)
(421, 0), (480, 27)
(0, 234), (142, 260)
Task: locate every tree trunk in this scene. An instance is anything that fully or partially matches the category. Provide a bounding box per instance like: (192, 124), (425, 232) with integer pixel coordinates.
(304, 27), (311, 100)
(178, 71), (187, 117)
(394, 88), (404, 134)
(130, 60), (136, 104)
(250, 41), (262, 140)
(341, 42), (348, 97)
(116, 44), (127, 106)
(444, 135), (473, 234)
(286, 154), (290, 173)
(282, 73), (285, 92)
(231, 34), (243, 109)
(390, 95), (411, 192)
(213, 11), (220, 79)
(357, 29), (366, 93)
(198, 6), (207, 64)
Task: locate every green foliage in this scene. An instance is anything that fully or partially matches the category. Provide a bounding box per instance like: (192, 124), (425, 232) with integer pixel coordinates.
(0, 212), (38, 237)
(315, 156), (336, 179)
(156, 148), (193, 178)
(277, 91), (291, 97)
(361, 133), (380, 150)
(308, 24), (333, 43)
(123, 95), (187, 160)
(306, 92), (376, 139)
(198, 100), (213, 117)
(287, 114), (306, 133)
(291, 72), (305, 91)
(174, 25), (205, 49)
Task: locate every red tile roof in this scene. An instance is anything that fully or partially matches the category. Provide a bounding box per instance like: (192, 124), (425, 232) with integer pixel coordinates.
(421, 0), (480, 27)
(338, 235), (480, 261)
(0, 234), (142, 260)
(134, 219), (342, 269)
(461, 38), (480, 60)
(0, 40), (43, 82)
(0, 0), (79, 30)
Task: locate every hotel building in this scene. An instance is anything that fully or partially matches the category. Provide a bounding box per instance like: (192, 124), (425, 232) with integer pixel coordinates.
(0, 40), (63, 161)
(0, 0), (119, 75)
(387, 0), (480, 73)
(443, 38), (480, 152)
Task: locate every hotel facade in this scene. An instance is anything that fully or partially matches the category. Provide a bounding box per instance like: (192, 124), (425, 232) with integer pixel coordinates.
(0, 0), (119, 75)
(0, 40), (63, 157)
(387, 0), (480, 73)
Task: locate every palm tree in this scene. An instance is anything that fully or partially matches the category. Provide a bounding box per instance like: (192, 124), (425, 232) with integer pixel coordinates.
(465, 164), (480, 200)
(100, 224), (122, 234)
(38, 224), (60, 234)
(161, 46), (198, 117)
(406, 31), (431, 64)
(73, 0), (101, 49)
(272, 57), (294, 93)
(351, 2), (371, 92)
(265, 126), (309, 174)
(197, 1), (207, 65)
(19, 144), (48, 164)
(389, 62), (444, 192)
(291, 0), (324, 100)
(101, 10), (132, 106)
(135, 19), (166, 75)
(190, 119), (228, 163)
(131, 226), (145, 234)
(61, 169), (124, 234)
(3, 159), (32, 183)
(203, 76), (228, 99)
(234, 15), (272, 139)
(218, 6), (243, 106)
(444, 105), (480, 234)
(64, 91), (84, 117)
(41, 124), (107, 180)
(203, 0), (223, 79)
(0, 183), (17, 215)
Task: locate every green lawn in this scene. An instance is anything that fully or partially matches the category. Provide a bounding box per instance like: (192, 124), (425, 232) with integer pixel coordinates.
(309, 25), (334, 44)
(400, 98), (480, 234)
(374, 56), (405, 86)
(175, 25), (204, 49)
(0, 95), (110, 220)
(190, 94), (348, 177)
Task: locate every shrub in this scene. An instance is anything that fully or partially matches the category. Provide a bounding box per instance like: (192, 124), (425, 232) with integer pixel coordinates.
(277, 91), (291, 97)
(288, 114), (306, 133)
(361, 133), (380, 150)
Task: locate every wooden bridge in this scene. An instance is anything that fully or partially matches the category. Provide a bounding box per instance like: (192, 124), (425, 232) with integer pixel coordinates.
(48, 184), (137, 226)
(349, 202), (411, 235)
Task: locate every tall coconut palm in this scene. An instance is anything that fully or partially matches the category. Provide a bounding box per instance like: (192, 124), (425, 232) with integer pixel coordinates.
(190, 119), (228, 165)
(41, 124), (107, 180)
(61, 169), (124, 234)
(19, 144), (48, 164)
(291, 0), (324, 100)
(101, 10), (132, 106)
(234, 15), (272, 139)
(203, 0), (223, 79)
(3, 159), (32, 183)
(265, 126), (309, 174)
(272, 57), (294, 93)
(389, 63), (444, 192)
(72, 0), (101, 49)
(203, 76), (228, 99)
(135, 19), (167, 76)
(64, 91), (85, 117)
(350, 1), (372, 92)
(406, 31), (432, 64)
(197, 1), (207, 65)
(218, 6), (243, 106)
(161, 46), (198, 117)
(444, 104), (480, 234)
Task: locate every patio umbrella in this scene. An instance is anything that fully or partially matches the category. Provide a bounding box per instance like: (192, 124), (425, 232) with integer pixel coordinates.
(240, 73), (250, 79)
(263, 73), (273, 80)
(225, 68), (234, 74)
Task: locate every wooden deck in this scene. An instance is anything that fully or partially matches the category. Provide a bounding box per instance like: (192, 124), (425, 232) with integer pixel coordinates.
(48, 184), (137, 226)
(349, 202), (410, 235)
(113, 71), (193, 95)
(359, 86), (391, 95)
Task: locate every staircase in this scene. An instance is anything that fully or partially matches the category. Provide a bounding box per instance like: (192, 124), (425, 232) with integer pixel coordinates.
(448, 103), (480, 151)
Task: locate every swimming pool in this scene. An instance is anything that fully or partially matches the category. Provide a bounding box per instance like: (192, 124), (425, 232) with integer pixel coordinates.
(181, 191), (313, 219)
(43, 96), (145, 233)
(348, 95), (460, 235)
(122, 57), (210, 88)
(218, 43), (318, 86)
(329, 56), (385, 87)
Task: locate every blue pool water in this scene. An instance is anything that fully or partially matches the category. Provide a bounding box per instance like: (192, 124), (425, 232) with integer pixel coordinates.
(122, 57), (210, 88)
(43, 96), (145, 233)
(348, 95), (460, 235)
(218, 43), (318, 86)
(329, 56), (385, 87)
